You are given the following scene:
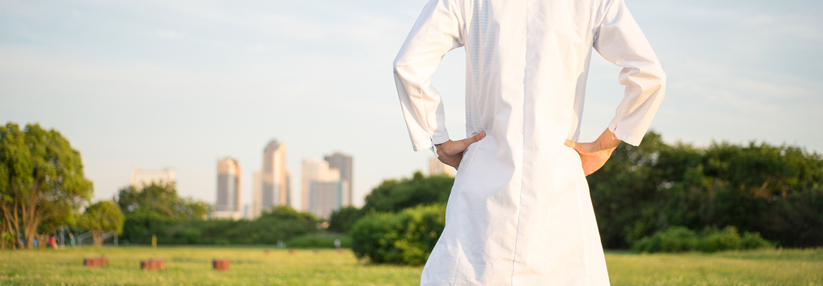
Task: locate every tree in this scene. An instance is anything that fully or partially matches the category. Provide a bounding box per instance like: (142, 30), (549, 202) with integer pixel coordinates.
(116, 182), (208, 220)
(587, 131), (823, 248)
(0, 122), (92, 249)
(328, 206), (361, 233)
(116, 182), (209, 243)
(361, 171), (454, 214)
(79, 201), (124, 247)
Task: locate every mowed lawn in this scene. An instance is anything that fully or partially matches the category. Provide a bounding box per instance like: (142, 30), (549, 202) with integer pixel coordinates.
(0, 247), (821, 285)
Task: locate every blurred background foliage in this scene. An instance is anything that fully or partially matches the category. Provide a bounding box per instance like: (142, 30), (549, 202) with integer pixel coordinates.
(588, 131), (823, 249)
(4, 121), (820, 267)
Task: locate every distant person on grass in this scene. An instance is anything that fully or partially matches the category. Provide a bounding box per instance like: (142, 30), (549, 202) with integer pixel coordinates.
(393, 0), (665, 284)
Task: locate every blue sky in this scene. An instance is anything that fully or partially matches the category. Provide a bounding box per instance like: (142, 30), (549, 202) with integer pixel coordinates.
(1, 0), (821, 209)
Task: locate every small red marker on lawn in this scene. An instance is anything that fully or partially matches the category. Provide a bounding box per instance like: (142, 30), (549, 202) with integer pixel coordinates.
(83, 257), (108, 267)
(213, 259), (230, 271)
(140, 259), (165, 270)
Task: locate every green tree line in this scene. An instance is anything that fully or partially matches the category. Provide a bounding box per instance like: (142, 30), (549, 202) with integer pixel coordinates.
(343, 131), (823, 264)
(4, 120), (819, 260)
(116, 182), (320, 246)
(589, 132), (823, 249)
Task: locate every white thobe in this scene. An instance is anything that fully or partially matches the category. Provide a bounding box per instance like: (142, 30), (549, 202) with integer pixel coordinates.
(393, 0), (665, 284)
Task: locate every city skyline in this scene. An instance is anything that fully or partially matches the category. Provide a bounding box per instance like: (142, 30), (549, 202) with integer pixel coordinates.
(206, 142), (358, 216)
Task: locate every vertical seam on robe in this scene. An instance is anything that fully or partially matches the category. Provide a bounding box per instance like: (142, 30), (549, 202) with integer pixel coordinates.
(511, 0), (530, 284)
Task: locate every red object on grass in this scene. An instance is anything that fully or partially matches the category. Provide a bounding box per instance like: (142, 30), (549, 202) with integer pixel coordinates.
(213, 259), (230, 271)
(140, 259), (166, 270)
(83, 257), (108, 267)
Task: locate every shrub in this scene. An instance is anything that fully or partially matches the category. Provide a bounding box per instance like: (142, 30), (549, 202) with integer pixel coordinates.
(632, 226), (697, 253)
(696, 226), (741, 253)
(120, 206), (318, 245)
(350, 204), (446, 265)
(633, 225), (773, 253)
(588, 131), (823, 249)
(328, 206), (362, 233)
(741, 231), (774, 249)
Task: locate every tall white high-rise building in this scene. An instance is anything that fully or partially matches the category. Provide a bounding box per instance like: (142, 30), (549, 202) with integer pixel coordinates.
(251, 140), (291, 219)
(324, 152), (353, 207)
(212, 158), (242, 220)
(130, 168), (175, 188)
(429, 156), (456, 177)
(301, 159), (346, 219)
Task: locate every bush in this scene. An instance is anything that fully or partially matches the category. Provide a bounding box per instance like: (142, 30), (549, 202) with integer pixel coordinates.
(350, 204), (446, 266)
(588, 131), (823, 249)
(696, 226), (740, 253)
(360, 172), (453, 214)
(120, 206), (319, 245)
(633, 225), (772, 253)
(632, 226), (697, 253)
(741, 231), (774, 249)
(328, 206), (362, 233)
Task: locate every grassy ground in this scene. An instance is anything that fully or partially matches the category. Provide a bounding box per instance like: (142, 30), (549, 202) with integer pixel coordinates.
(606, 249), (823, 286)
(0, 247), (821, 285)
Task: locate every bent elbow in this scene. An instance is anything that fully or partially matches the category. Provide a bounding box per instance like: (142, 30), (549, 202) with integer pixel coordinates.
(392, 54), (406, 73)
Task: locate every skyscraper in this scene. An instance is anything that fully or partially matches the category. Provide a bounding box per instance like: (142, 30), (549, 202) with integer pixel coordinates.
(130, 168), (175, 188)
(257, 140), (290, 215)
(429, 156), (456, 177)
(309, 181), (344, 220)
(323, 152), (353, 207)
(252, 170), (262, 219)
(301, 159), (345, 219)
(285, 170), (293, 206)
(213, 157), (241, 220)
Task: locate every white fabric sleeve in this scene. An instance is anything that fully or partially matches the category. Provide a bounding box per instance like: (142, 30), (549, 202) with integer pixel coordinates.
(393, 0), (463, 151)
(593, 0), (666, 146)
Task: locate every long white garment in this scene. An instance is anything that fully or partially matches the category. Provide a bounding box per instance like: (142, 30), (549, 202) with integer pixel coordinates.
(394, 0), (665, 285)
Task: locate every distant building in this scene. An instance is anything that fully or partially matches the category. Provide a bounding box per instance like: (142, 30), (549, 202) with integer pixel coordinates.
(251, 140), (291, 219)
(301, 159), (345, 219)
(130, 168), (175, 188)
(212, 158), (242, 220)
(429, 157), (456, 177)
(252, 170), (262, 219)
(285, 170), (293, 207)
(309, 181), (344, 220)
(324, 152), (353, 207)
(264, 141), (289, 209)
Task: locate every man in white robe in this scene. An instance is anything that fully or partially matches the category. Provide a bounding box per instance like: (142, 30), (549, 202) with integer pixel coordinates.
(393, 0), (665, 284)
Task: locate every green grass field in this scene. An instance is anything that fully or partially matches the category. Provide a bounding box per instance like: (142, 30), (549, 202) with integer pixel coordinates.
(0, 247), (821, 285)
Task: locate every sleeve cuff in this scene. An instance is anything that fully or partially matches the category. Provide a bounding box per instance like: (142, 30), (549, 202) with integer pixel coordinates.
(608, 121), (644, 146)
(411, 131), (450, 152)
